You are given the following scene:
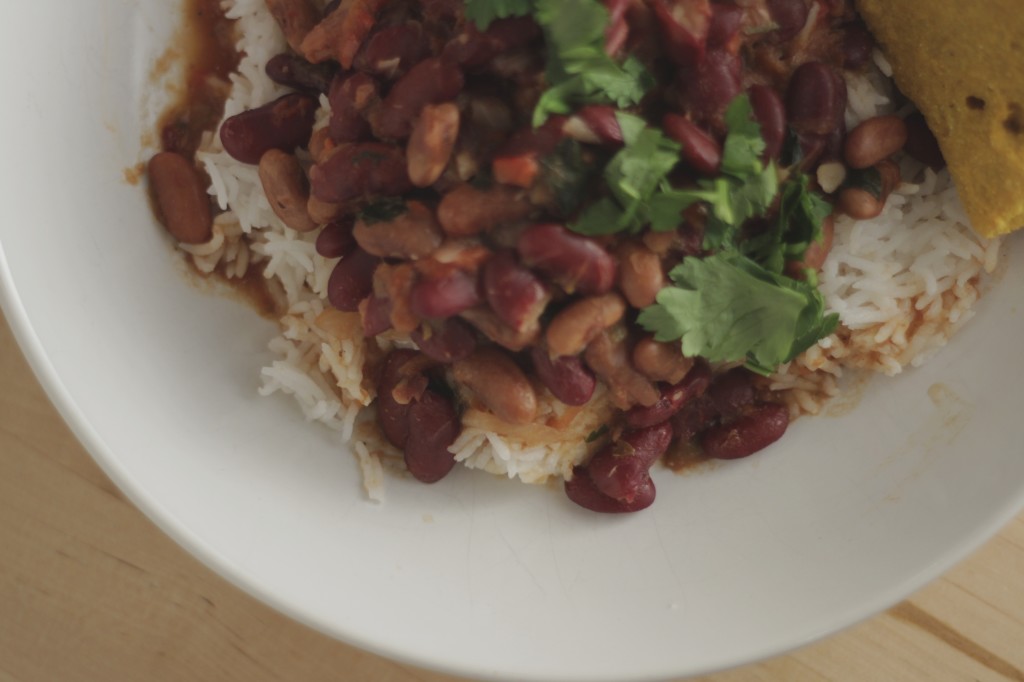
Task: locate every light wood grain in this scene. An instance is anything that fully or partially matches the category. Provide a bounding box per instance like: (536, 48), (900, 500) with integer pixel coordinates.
(1, 312), (1022, 682)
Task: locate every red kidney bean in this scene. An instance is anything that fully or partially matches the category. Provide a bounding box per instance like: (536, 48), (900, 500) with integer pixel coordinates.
(662, 114), (722, 176)
(670, 396), (719, 443)
(411, 318), (478, 363)
(360, 294), (393, 337)
(482, 16), (543, 54)
(766, 0), (810, 42)
(748, 84), (787, 161)
(651, 0), (711, 68)
(680, 49), (742, 129)
(530, 346), (596, 407)
(315, 219), (356, 258)
(310, 142), (412, 204)
(708, 3), (743, 50)
(327, 247), (379, 312)
(373, 58), (465, 140)
(564, 466), (656, 513)
(328, 73), (379, 144)
(621, 422), (674, 468)
(148, 151), (213, 245)
(354, 21), (428, 79)
(376, 349), (420, 449)
(444, 17), (541, 67)
(265, 54), (337, 94)
(841, 22), (874, 71)
(902, 112), (945, 170)
(482, 250), (549, 333)
(322, 0), (341, 15)
(794, 132), (828, 171)
(625, 359), (711, 429)
(219, 94), (318, 165)
(578, 105), (625, 145)
(404, 389), (461, 484)
(518, 224), (617, 295)
(700, 403), (790, 460)
(409, 268), (481, 320)
(786, 62), (847, 136)
(604, 0), (631, 55)
(587, 421), (673, 502)
(707, 367), (756, 419)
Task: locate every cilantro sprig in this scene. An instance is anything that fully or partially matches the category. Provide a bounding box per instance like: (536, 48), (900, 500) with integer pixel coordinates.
(465, 0), (652, 126)
(638, 252), (839, 374)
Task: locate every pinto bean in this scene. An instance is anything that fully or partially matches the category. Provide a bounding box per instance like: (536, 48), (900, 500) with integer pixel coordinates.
(265, 53), (337, 94)
(437, 184), (534, 237)
(837, 187), (882, 220)
(546, 294), (627, 358)
(310, 142), (412, 204)
(265, 0), (321, 53)
(373, 57), (465, 140)
(564, 466), (656, 513)
(307, 195), (344, 224)
(617, 241), (665, 308)
(662, 114), (722, 176)
(300, 0), (385, 69)
(219, 94), (319, 165)
(518, 224), (617, 295)
(786, 62), (847, 136)
(352, 201), (442, 259)
(404, 389), (461, 483)
(327, 247), (379, 311)
(584, 330), (660, 409)
(482, 250), (549, 334)
(459, 308), (539, 352)
(530, 346), (596, 407)
(844, 115), (908, 169)
(700, 403), (789, 460)
(258, 150), (318, 232)
(407, 103), (460, 188)
(624, 360), (711, 429)
(631, 337), (693, 385)
(410, 318), (478, 363)
(452, 347), (538, 426)
(148, 151), (213, 245)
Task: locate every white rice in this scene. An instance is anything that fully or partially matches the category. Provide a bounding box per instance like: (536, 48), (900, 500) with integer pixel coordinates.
(187, 5), (1003, 496)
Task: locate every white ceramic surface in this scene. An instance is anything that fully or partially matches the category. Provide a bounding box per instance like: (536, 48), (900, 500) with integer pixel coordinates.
(2, 3), (1024, 681)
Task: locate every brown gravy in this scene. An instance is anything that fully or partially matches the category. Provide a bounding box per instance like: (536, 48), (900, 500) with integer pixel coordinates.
(153, 0), (280, 319)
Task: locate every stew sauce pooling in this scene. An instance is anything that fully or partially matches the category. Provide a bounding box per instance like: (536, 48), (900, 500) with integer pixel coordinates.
(151, 0), (915, 513)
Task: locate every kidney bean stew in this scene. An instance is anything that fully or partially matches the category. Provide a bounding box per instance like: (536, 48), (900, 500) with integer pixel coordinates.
(150, 0), (930, 513)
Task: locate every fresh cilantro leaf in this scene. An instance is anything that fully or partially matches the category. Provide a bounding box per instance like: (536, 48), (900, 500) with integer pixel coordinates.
(700, 164), (779, 250)
(464, 0), (535, 29)
(638, 251), (838, 373)
(720, 95), (767, 177)
(569, 114), (682, 235)
(530, 0), (652, 125)
(742, 174), (831, 273)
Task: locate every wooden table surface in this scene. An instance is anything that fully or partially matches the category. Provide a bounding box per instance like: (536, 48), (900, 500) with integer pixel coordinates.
(2, 311), (1023, 682)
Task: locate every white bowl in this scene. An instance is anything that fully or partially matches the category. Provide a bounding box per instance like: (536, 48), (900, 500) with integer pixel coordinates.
(2, 3), (1024, 681)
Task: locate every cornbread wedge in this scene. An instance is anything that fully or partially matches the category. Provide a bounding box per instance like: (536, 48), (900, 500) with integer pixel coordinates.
(857, 0), (1024, 237)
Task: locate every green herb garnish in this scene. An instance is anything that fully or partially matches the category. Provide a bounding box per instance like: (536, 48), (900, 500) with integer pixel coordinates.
(463, 0), (534, 27)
